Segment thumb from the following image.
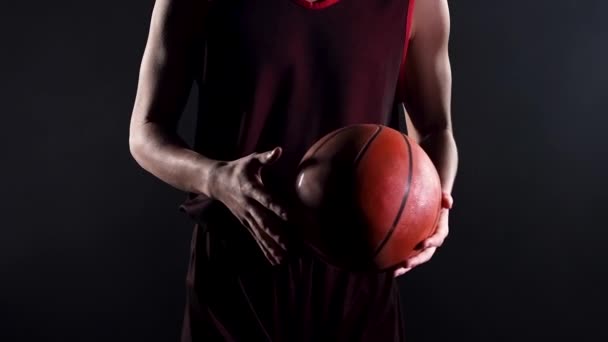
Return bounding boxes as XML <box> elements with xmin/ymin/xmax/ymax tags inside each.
<box><xmin>258</xmin><ymin>147</ymin><xmax>283</xmax><ymax>165</ymax></box>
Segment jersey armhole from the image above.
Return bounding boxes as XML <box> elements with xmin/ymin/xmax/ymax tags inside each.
<box><xmin>394</xmin><ymin>0</ymin><xmax>416</xmax><ymax>104</ymax></box>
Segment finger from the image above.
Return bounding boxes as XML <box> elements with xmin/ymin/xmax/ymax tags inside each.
<box><xmin>394</xmin><ymin>267</ymin><xmax>412</xmax><ymax>278</ymax></box>
<box><xmin>246</xmin><ymin>210</ymin><xmax>287</xmax><ymax>258</ymax></box>
<box><xmin>244</xmin><ymin>217</ymin><xmax>279</xmax><ymax>265</ymax></box>
<box><xmin>247</xmin><ymin>186</ymin><xmax>288</xmax><ymax>221</ymax></box>
<box><xmin>254</xmin><ymin>147</ymin><xmax>283</xmax><ymax>166</ymax></box>
<box><xmin>243</xmin><ymin>216</ymin><xmax>282</xmax><ymax>266</ymax></box>
<box><xmin>422</xmin><ymin>231</ymin><xmax>447</xmax><ymax>249</ymax></box>
<box><xmin>249</xmin><ymin>207</ymin><xmax>288</xmax><ymax>251</ymax></box>
<box><xmin>259</xmin><ymin>231</ymin><xmax>286</xmax><ymax>265</ymax></box>
<box><xmin>421</xmin><ymin>214</ymin><xmax>449</xmax><ymax>249</ymax></box>
<box><xmin>258</xmin><ymin>231</ymin><xmax>287</xmax><ymax>263</ymax></box>
<box><xmin>405</xmin><ymin>247</ymin><xmax>437</xmax><ymax>269</ymax></box>
<box><xmin>422</xmin><ymin>235</ymin><xmax>445</xmax><ymax>249</ymax></box>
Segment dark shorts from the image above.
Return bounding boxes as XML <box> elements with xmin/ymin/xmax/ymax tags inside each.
<box><xmin>181</xmin><ymin>210</ymin><xmax>405</xmax><ymax>342</ymax></box>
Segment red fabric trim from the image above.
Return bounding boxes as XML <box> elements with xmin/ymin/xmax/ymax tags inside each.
<box><xmin>395</xmin><ymin>0</ymin><xmax>416</xmax><ymax>103</ymax></box>
<box><xmin>291</xmin><ymin>0</ymin><xmax>340</xmax><ymax>9</ymax></box>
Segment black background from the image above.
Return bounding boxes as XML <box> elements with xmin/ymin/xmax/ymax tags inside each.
<box><xmin>1</xmin><ymin>1</ymin><xmax>607</xmax><ymax>341</ymax></box>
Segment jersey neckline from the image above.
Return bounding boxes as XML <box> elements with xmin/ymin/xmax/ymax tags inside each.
<box><xmin>291</xmin><ymin>0</ymin><xmax>341</xmax><ymax>10</ymax></box>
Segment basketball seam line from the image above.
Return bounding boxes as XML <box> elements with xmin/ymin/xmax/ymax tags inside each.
<box><xmin>353</xmin><ymin>125</ymin><xmax>383</xmax><ymax>168</ymax></box>
<box><xmin>309</xmin><ymin>126</ymin><xmax>353</xmax><ymax>157</ymax></box>
<box><xmin>371</xmin><ymin>134</ymin><xmax>414</xmax><ymax>261</ymax></box>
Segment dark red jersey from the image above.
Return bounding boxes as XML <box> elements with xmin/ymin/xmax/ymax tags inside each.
<box><xmin>178</xmin><ymin>0</ymin><xmax>415</xmax><ymax>340</ymax></box>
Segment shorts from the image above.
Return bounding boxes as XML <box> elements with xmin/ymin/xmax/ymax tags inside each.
<box><xmin>180</xmin><ymin>203</ymin><xmax>405</xmax><ymax>342</ymax></box>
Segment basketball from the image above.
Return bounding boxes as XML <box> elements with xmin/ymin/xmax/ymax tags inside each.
<box><xmin>294</xmin><ymin>124</ymin><xmax>442</xmax><ymax>271</ymax></box>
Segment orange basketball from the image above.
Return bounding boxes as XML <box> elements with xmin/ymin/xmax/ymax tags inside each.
<box><xmin>294</xmin><ymin>124</ymin><xmax>442</xmax><ymax>271</ymax></box>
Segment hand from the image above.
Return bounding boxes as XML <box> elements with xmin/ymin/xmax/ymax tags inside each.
<box><xmin>394</xmin><ymin>192</ymin><xmax>453</xmax><ymax>277</ymax></box>
<box><xmin>209</xmin><ymin>147</ymin><xmax>289</xmax><ymax>266</ymax></box>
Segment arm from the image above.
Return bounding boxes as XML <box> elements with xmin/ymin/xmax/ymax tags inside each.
<box><xmin>129</xmin><ymin>0</ymin><xmax>289</xmax><ymax>264</ymax></box>
<box><xmin>395</xmin><ymin>0</ymin><xmax>458</xmax><ymax>276</ymax></box>
<box><xmin>403</xmin><ymin>0</ymin><xmax>458</xmax><ymax>195</ymax></box>
<box><xmin>128</xmin><ymin>0</ymin><xmax>216</xmax><ymax>196</ymax></box>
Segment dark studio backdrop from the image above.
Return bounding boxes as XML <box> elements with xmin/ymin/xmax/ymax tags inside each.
<box><xmin>1</xmin><ymin>1</ymin><xmax>607</xmax><ymax>341</ymax></box>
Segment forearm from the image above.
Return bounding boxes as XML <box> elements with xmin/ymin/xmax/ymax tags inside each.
<box><xmin>417</xmin><ymin>128</ymin><xmax>458</xmax><ymax>194</ymax></box>
<box><xmin>129</xmin><ymin>122</ymin><xmax>219</xmax><ymax>197</ymax></box>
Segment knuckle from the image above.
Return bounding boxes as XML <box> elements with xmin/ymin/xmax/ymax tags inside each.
<box><xmin>257</xmin><ymin>223</ymin><xmax>268</xmax><ymax>234</ymax></box>
<box><xmin>233</xmin><ymin>160</ymin><xmax>246</xmax><ymax>173</ymax></box>
<box><xmin>239</xmin><ymin>181</ymin><xmax>253</xmax><ymax>194</ymax></box>
<box><xmin>258</xmin><ymin>194</ymin><xmax>270</xmax><ymax>206</ymax></box>
<box><xmin>269</xmin><ymin>230</ymin><xmax>280</xmax><ymax>241</ymax></box>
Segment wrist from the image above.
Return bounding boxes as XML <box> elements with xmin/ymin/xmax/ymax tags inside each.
<box><xmin>202</xmin><ymin>160</ymin><xmax>228</xmax><ymax>200</ymax></box>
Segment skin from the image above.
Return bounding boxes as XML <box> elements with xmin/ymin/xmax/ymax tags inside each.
<box><xmin>129</xmin><ymin>0</ymin><xmax>458</xmax><ymax>273</ymax></box>
<box><xmin>129</xmin><ymin>0</ymin><xmax>289</xmax><ymax>265</ymax></box>
<box><xmin>394</xmin><ymin>0</ymin><xmax>458</xmax><ymax>277</ymax></box>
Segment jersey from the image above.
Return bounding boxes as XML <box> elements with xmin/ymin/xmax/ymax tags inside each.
<box><xmin>178</xmin><ymin>0</ymin><xmax>416</xmax><ymax>340</ymax></box>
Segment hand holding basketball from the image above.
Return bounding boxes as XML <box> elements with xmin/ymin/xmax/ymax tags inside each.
<box><xmin>394</xmin><ymin>192</ymin><xmax>453</xmax><ymax>277</ymax></box>
<box><xmin>295</xmin><ymin>124</ymin><xmax>444</xmax><ymax>271</ymax></box>
<box><xmin>209</xmin><ymin>147</ymin><xmax>290</xmax><ymax>266</ymax></box>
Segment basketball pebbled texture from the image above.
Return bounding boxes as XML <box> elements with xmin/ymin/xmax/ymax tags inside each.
<box><xmin>294</xmin><ymin>124</ymin><xmax>442</xmax><ymax>271</ymax></box>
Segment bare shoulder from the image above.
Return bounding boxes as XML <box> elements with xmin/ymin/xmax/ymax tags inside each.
<box><xmin>152</xmin><ymin>0</ymin><xmax>208</xmax><ymax>19</ymax></box>
<box><xmin>410</xmin><ymin>0</ymin><xmax>450</xmax><ymax>41</ymax></box>
<box><xmin>130</xmin><ymin>0</ymin><xmax>209</xmax><ymax>128</ymax></box>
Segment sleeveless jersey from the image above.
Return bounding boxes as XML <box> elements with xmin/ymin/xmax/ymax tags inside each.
<box><xmin>178</xmin><ymin>1</ymin><xmax>416</xmax><ymax>340</ymax></box>
<box><xmin>180</xmin><ymin>0</ymin><xmax>415</xmax><ymax>218</ymax></box>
